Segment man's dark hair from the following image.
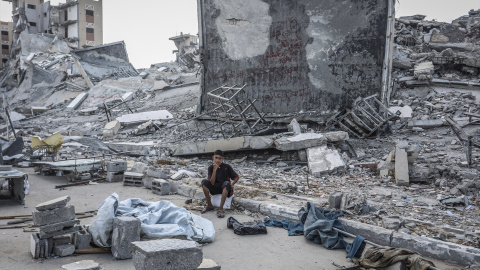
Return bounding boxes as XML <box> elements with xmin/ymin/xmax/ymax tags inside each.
<box><xmin>214</xmin><ymin>150</ymin><xmax>224</xmax><ymax>157</ymax></box>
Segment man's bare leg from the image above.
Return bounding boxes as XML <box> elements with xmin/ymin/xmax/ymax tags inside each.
<box><xmin>202</xmin><ymin>185</ymin><xmax>213</xmax><ymax>210</ymax></box>
<box><xmin>219</xmin><ymin>187</ymin><xmax>228</xmax><ymax>210</ymax></box>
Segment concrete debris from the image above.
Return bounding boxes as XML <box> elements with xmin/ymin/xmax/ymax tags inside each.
<box><xmin>61</xmin><ymin>260</ymin><xmax>102</xmax><ymax>270</ymax></box>
<box><xmin>414</xmin><ymin>61</ymin><xmax>434</xmax><ymax>81</ymax></box>
<box><xmin>112</xmin><ymin>216</ymin><xmax>141</xmax><ymax>259</ymax></box>
<box><xmin>394</xmin><ymin>147</ymin><xmax>409</xmax><ymax>186</ymax></box>
<box><xmin>307</xmin><ymin>146</ymin><xmax>345</xmax><ymax>177</ymax></box>
<box><xmin>35</xmin><ymin>195</ymin><xmax>70</xmax><ymax>211</ymax></box>
<box><xmin>130</xmin><ymin>239</ymin><xmax>203</xmax><ymax>270</ymax></box>
<box><xmin>54</xmin><ymin>244</ymin><xmax>76</xmax><ymax>257</ymax></box>
<box><xmin>74</xmin><ymin>227</ymin><xmax>92</xmax><ymax>250</ymax></box>
<box><xmin>198</xmin><ymin>258</ymin><xmax>221</xmax><ymax>270</ymax></box>
<box><xmin>116</xmin><ymin>110</ymin><xmax>173</xmax><ymax>125</ymax></box>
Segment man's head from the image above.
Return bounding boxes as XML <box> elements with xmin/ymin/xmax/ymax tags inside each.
<box><xmin>212</xmin><ymin>150</ymin><xmax>224</xmax><ymax>165</ymax></box>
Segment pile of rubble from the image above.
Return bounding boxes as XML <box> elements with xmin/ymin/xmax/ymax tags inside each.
<box><xmin>393</xmin><ymin>9</ymin><xmax>480</xmax><ymax>88</ymax></box>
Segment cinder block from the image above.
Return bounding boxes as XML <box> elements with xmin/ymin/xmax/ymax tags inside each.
<box><xmin>130</xmin><ymin>239</ymin><xmax>203</xmax><ymax>270</ymax></box>
<box><xmin>35</xmin><ymin>195</ymin><xmax>70</xmax><ymax>211</ymax></box>
<box><xmin>106</xmin><ymin>160</ymin><xmax>127</xmax><ymax>172</ymax></box>
<box><xmin>124</xmin><ymin>172</ymin><xmax>144</xmax><ymax>187</ymax></box>
<box><xmin>107</xmin><ymin>172</ymin><xmax>125</xmax><ymax>182</ymax></box>
<box><xmin>32</xmin><ymin>205</ymin><xmax>75</xmax><ymax>226</ymax></box>
<box><xmin>329</xmin><ymin>193</ymin><xmax>343</xmax><ymax>209</ymax></box>
<box><xmin>152</xmin><ymin>179</ymin><xmax>170</xmax><ymax>195</ymax></box>
<box><xmin>39</xmin><ymin>219</ymin><xmax>80</xmax><ymax>239</ymax></box>
<box><xmin>53</xmin><ymin>235</ymin><xmax>71</xmax><ymax>245</ymax></box>
<box><xmin>74</xmin><ymin>227</ymin><xmax>92</xmax><ymax>250</ymax></box>
<box><xmin>112</xmin><ymin>217</ymin><xmax>141</xmax><ymax>260</ymax></box>
<box><xmin>54</xmin><ymin>244</ymin><xmax>75</xmax><ymax>257</ymax></box>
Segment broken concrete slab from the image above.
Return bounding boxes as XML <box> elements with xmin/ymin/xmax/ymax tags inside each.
<box><xmin>394</xmin><ymin>147</ymin><xmax>409</xmax><ymax>186</ymax></box>
<box><xmin>275</xmin><ymin>133</ymin><xmax>326</xmax><ymax>151</ymax></box>
<box><xmin>112</xmin><ymin>216</ymin><xmax>141</xmax><ymax>260</ymax></box>
<box><xmin>54</xmin><ymin>244</ymin><xmax>75</xmax><ymax>257</ymax></box>
<box><xmin>174</xmin><ymin>136</ymin><xmax>275</xmax><ymax>156</ymax></box>
<box><xmin>389</xmin><ymin>106</ymin><xmax>413</xmax><ymax>118</ymax></box>
<box><xmin>39</xmin><ymin>219</ymin><xmax>80</xmax><ymax>239</ymax></box>
<box><xmin>32</xmin><ymin>205</ymin><xmax>75</xmax><ymax>226</ymax></box>
<box><xmin>407</xmin><ymin>119</ymin><xmax>446</xmax><ymax>129</ymax></box>
<box><xmin>130</xmin><ymin>239</ymin><xmax>203</xmax><ymax>270</ymax></box>
<box><xmin>103</xmin><ymin>121</ymin><xmax>121</xmax><ymax>138</ymax></box>
<box><xmin>177</xmin><ymin>184</ymin><xmax>197</xmax><ymax>198</ymax></box>
<box><xmin>153</xmin><ymin>80</ymin><xmax>170</xmax><ymax>91</ymax></box>
<box><xmin>35</xmin><ymin>195</ymin><xmax>70</xmax><ymax>211</ymax></box>
<box><xmin>307</xmin><ymin>146</ymin><xmax>345</xmax><ymax>177</ymax></box>
<box><xmin>67</xmin><ymin>92</ymin><xmax>88</xmax><ymax>111</ymax></box>
<box><xmin>116</xmin><ymin>110</ymin><xmax>173</xmax><ymax>125</ymax></box>
<box><xmin>61</xmin><ymin>260</ymin><xmax>102</xmax><ymax>270</ymax></box>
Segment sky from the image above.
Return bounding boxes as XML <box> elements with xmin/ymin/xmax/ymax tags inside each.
<box><xmin>1</xmin><ymin>0</ymin><xmax>479</xmax><ymax>69</ymax></box>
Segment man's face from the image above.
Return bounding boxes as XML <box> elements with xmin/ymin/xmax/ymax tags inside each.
<box><xmin>213</xmin><ymin>154</ymin><xmax>224</xmax><ymax>165</ymax></box>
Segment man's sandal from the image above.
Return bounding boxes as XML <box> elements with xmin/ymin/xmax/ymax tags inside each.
<box><xmin>201</xmin><ymin>206</ymin><xmax>214</xmax><ymax>214</ymax></box>
<box><xmin>217</xmin><ymin>209</ymin><xmax>225</xmax><ymax>218</ymax></box>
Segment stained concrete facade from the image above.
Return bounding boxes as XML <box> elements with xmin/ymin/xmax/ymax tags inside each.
<box><xmin>3</xmin><ymin>0</ymin><xmax>103</xmax><ymax>50</ymax></box>
<box><xmin>0</xmin><ymin>21</ymin><xmax>13</xmax><ymax>69</ymax></box>
<box><xmin>197</xmin><ymin>0</ymin><xmax>394</xmax><ymax>119</ymax></box>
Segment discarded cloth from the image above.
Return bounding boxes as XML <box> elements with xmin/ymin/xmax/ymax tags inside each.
<box><xmin>264</xmin><ymin>218</ymin><xmax>304</xmax><ymax>236</ymax></box>
<box><xmin>358</xmin><ymin>247</ymin><xmax>435</xmax><ymax>270</ymax></box>
<box><xmin>227</xmin><ymin>217</ymin><xmax>267</xmax><ymax>235</ymax></box>
<box><xmin>298</xmin><ymin>202</ymin><xmax>347</xmax><ymax>250</ymax></box>
<box><xmin>298</xmin><ymin>202</ymin><xmax>366</xmax><ymax>257</ymax></box>
<box><xmin>88</xmin><ymin>193</ymin><xmax>215</xmax><ymax>247</ymax></box>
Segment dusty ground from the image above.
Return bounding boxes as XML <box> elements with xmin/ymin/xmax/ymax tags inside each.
<box><xmin>0</xmin><ymin>168</ymin><xmax>461</xmax><ymax>270</ymax></box>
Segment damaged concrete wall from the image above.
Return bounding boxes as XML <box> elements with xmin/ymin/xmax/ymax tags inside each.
<box><xmin>74</xmin><ymin>41</ymin><xmax>130</xmax><ymax>62</ymax></box>
<box><xmin>198</xmin><ymin>0</ymin><xmax>393</xmax><ymax>118</ymax></box>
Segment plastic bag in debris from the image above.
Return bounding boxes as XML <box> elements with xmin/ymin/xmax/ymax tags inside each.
<box><xmin>88</xmin><ymin>193</ymin><xmax>119</xmax><ymax>248</ymax></box>
<box><xmin>227</xmin><ymin>217</ymin><xmax>267</xmax><ymax>236</ymax></box>
<box><xmin>88</xmin><ymin>193</ymin><xmax>215</xmax><ymax>248</ymax></box>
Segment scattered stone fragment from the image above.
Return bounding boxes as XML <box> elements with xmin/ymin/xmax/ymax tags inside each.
<box><xmin>61</xmin><ymin>260</ymin><xmax>102</xmax><ymax>270</ymax></box>
<box><xmin>35</xmin><ymin>195</ymin><xmax>70</xmax><ymax>211</ymax></box>
<box><xmin>32</xmin><ymin>205</ymin><xmax>75</xmax><ymax>226</ymax></box>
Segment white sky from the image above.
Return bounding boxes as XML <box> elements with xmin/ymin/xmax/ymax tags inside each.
<box><xmin>1</xmin><ymin>0</ymin><xmax>479</xmax><ymax>69</ymax></box>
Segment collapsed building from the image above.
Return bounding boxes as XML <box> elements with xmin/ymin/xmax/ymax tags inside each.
<box><xmin>0</xmin><ymin>0</ymin><xmax>479</xmax><ymax>269</ymax></box>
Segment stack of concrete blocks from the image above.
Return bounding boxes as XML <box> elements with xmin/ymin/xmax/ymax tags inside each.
<box><xmin>106</xmin><ymin>160</ymin><xmax>127</xmax><ymax>182</ymax></box>
<box><xmin>130</xmin><ymin>239</ymin><xmax>203</xmax><ymax>270</ymax></box>
<box><xmin>31</xmin><ymin>196</ymin><xmax>81</xmax><ymax>258</ymax></box>
<box><xmin>143</xmin><ymin>167</ymin><xmax>171</xmax><ymax>189</ymax></box>
<box><xmin>124</xmin><ymin>172</ymin><xmax>144</xmax><ymax>187</ymax></box>
<box><xmin>112</xmin><ymin>216</ymin><xmax>141</xmax><ymax>259</ymax></box>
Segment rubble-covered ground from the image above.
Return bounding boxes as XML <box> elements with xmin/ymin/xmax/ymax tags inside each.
<box><xmin>0</xmin><ymin>9</ymin><xmax>479</xmax><ymax>266</ymax></box>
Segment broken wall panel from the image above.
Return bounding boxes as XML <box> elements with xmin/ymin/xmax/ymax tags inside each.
<box><xmin>198</xmin><ymin>0</ymin><xmax>393</xmax><ymax>119</ymax></box>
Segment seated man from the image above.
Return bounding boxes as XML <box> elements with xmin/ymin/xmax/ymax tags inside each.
<box><xmin>201</xmin><ymin>150</ymin><xmax>239</xmax><ymax>218</ymax></box>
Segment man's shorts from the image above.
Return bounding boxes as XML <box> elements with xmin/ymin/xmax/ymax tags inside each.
<box><xmin>202</xmin><ymin>179</ymin><xmax>232</xmax><ymax>197</ymax></box>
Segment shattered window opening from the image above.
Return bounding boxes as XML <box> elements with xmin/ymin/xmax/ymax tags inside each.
<box><xmin>1</xmin><ymin>31</ymin><xmax>8</xmax><ymax>36</ymax></box>
<box><xmin>27</xmin><ymin>4</ymin><xmax>36</xmax><ymax>9</ymax></box>
<box><xmin>29</xmin><ymin>22</ymin><xmax>37</xmax><ymax>27</ymax></box>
